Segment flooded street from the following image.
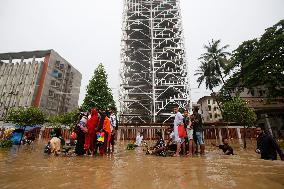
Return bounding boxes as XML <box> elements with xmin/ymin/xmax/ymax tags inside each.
<box><xmin>0</xmin><ymin>141</ymin><xmax>284</xmax><ymax>189</ymax></box>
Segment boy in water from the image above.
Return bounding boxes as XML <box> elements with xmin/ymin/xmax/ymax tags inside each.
<box><xmin>212</xmin><ymin>138</ymin><xmax>234</xmax><ymax>155</ymax></box>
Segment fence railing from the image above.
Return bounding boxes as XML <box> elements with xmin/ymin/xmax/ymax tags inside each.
<box><xmin>38</xmin><ymin>125</ymin><xmax>256</xmax><ymax>143</ymax></box>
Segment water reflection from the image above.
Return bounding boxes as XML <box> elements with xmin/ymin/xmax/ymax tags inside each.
<box><xmin>0</xmin><ymin>141</ymin><xmax>283</xmax><ymax>189</ymax></box>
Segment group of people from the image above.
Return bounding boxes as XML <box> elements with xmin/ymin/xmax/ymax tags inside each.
<box><xmin>44</xmin><ymin>105</ymin><xmax>284</xmax><ymax>161</ymax></box>
<box><xmin>74</xmin><ymin>106</ymin><xmax>118</xmax><ymax>156</ymax></box>
<box><xmin>45</xmin><ymin>106</ymin><xmax>118</xmax><ymax>156</ymax></box>
<box><xmin>172</xmin><ymin>106</ymin><xmax>206</xmax><ymax>156</ymax></box>
<box><xmin>144</xmin><ymin>106</ymin><xmax>232</xmax><ymax>157</ymax></box>
<box><xmin>145</xmin><ymin>106</ymin><xmax>284</xmax><ymax>160</ymax></box>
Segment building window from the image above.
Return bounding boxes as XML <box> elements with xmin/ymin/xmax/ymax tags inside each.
<box><xmin>209</xmin><ymin>113</ymin><xmax>212</xmax><ymax>119</ymax></box>
<box><xmin>208</xmin><ymin>99</ymin><xmax>211</xmax><ymax>104</ymax></box>
<box><xmin>214</xmin><ymin>107</ymin><xmax>217</xmax><ymax>111</ymax></box>
<box><xmin>50</xmin><ymin>80</ymin><xmax>55</xmax><ymax>86</ymax></box>
<box><xmin>213</xmin><ymin>100</ymin><xmax>216</xmax><ymax>104</ymax></box>
<box><xmin>59</xmin><ymin>63</ymin><xmax>64</xmax><ymax>70</ymax></box>
<box><xmin>48</xmin><ymin>90</ymin><xmax>54</xmax><ymax>97</ymax></box>
<box><xmin>208</xmin><ymin>105</ymin><xmax>211</xmax><ymax>111</ymax></box>
<box><xmin>215</xmin><ymin>113</ymin><xmax>218</xmax><ymax>118</ymax></box>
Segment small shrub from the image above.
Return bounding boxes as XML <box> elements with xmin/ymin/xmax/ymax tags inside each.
<box><xmin>126</xmin><ymin>143</ymin><xmax>135</xmax><ymax>150</ymax></box>
<box><xmin>0</xmin><ymin>140</ymin><xmax>13</xmax><ymax>148</ymax></box>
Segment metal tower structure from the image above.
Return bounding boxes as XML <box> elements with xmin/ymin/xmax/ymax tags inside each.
<box><xmin>119</xmin><ymin>0</ymin><xmax>190</xmax><ymax>123</ymax></box>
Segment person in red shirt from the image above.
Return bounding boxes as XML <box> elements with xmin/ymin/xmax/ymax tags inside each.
<box><xmin>84</xmin><ymin>108</ymin><xmax>99</xmax><ymax>156</ymax></box>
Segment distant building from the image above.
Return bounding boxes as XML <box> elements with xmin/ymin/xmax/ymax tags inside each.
<box><xmin>232</xmin><ymin>87</ymin><xmax>284</xmax><ymax>137</ymax></box>
<box><xmin>197</xmin><ymin>96</ymin><xmax>222</xmax><ymax>122</ymax></box>
<box><xmin>0</xmin><ymin>50</ymin><xmax>82</xmax><ymax>119</ymax></box>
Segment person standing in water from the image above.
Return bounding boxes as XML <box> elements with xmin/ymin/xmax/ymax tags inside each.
<box><xmin>173</xmin><ymin>106</ymin><xmax>184</xmax><ymax>157</ymax></box>
<box><xmin>183</xmin><ymin>110</ymin><xmax>194</xmax><ymax>156</ymax></box>
<box><xmin>192</xmin><ymin>107</ymin><xmax>205</xmax><ymax>155</ymax></box>
<box><xmin>109</xmin><ymin>106</ymin><xmax>118</xmax><ymax>152</ymax></box>
<box><xmin>256</xmin><ymin>126</ymin><xmax>284</xmax><ymax>160</ymax></box>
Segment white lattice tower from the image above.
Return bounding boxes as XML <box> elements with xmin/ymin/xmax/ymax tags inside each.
<box><xmin>119</xmin><ymin>0</ymin><xmax>190</xmax><ymax>123</ymax></box>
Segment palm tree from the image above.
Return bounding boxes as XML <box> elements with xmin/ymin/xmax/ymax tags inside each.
<box><xmin>195</xmin><ymin>61</ymin><xmax>222</xmax><ymax>92</ymax></box>
<box><xmin>195</xmin><ymin>39</ymin><xmax>231</xmax><ymax>113</ymax></box>
<box><xmin>195</xmin><ymin>61</ymin><xmax>224</xmax><ymax>113</ymax></box>
<box><xmin>198</xmin><ymin>39</ymin><xmax>231</xmax><ymax>84</ymax></box>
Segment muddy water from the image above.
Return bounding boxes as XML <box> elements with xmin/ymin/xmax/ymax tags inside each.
<box><xmin>0</xmin><ymin>141</ymin><xmax>284</xmax><ymax>189</ymax></box>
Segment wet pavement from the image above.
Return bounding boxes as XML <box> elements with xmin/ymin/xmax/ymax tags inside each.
<box><xmin>0</xmin><ymin>140</ymin><xmax>284</xmax><ymax>189</ymax></box>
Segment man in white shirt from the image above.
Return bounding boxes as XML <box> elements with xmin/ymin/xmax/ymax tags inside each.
<box><xmin>173</xmin><ymin>106</ymin><xmax>184</xmax><ymax>156</ymax></box>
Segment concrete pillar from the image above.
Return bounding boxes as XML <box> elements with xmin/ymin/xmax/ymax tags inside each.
<box><xmin>236</xmin><ymin>128</ymin><xmax>241</xmax><ymax>139</ymax></box>
<box><xmin>237</xmin><ymin>127</ymin><xmax>243</xmax><ymax>146</ymax></box>
<box><xmin>218</xmin><ymin>129</ymin><xmax>222</xmax><ymax>143</ymax></box>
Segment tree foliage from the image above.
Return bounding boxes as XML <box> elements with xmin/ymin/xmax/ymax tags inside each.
<box><xmin>6</xmin><ymin>107</ymin><xmax>46</xmax><ymax>126</ymax></box>
<box><xmin>222</xmin><ymin>97</ymin><xmax>257</xmax><ymax>148</ymax></box>
<box><xmin>225</xmin><ymin>20</ymin><xmax>284</xmax><ymax>98</ymax></box>
<box><xmin>48</xmin><ymin>109</ymin><xmax>79</xmax><ymax>128</ymax></box>
<box><xmin>222</xmin><ymin>97</ymin><xmax>257</xmax><ymax>127</ymax></box>
<box><xmin>195</xmin><ymin>39</ymin><xmax>231</xmax><ymax>112</ymax></box>
<box><xmin>198</xmin><ymin>39</ymin><xmax>231</xmax><ymax>84</ymax></box>
<box><xmin>81</xmin><ymin>63</ymin><xmax>115</xmax><ymax>111</ymax></box>
<box><xmin>195</xmin><ymin>61</ymin><xmax>222</xmax><ymax>92</ymax></box>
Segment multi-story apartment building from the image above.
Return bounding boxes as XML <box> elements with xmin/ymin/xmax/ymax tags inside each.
<box><xmin>0</xmin><ymin>50</ymin><xmax>82</xmax><ymax>119</ymax></box>
<box><xmin>197</xmin><ymin>96</ymin><xmax>222</xmax><ymax>122</ymax></box>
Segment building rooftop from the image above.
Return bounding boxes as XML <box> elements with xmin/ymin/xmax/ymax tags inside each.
<box><xmin>0</xmin><ymin>50</ymin><xmax>52</xmax><ymax>60</ymax></box>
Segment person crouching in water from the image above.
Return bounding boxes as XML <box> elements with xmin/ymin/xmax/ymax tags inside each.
<box><xmin>212</xmin><ymin>138</ymin><xmax>234</xmax><ymax>155</ymax></box>
<box><xmin>49</xmin><ymin>128</ymin><xmax>65</xmax><ymax>156</ymax></box>
<box><xmin>146</xmin><ymin>131</ymin><xmax>166</xmax><ymax>156</ymax></box>
<box><xmin>134</xmin><ymin>132</ymin><xmax>144</xmax><ymax>147</ymax></box>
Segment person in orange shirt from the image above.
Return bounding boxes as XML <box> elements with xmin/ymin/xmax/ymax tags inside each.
<box><xmin>103</xmin><ymin>113</ymin><xmax>111</xmax><ymax>153</ymax></box>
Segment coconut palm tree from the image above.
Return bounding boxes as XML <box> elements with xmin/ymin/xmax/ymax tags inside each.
<box><xmin>195</xmin><ymin>39</ymin><xmax>231</xmax><ymax>113</ymax></box>
<box><xmin>195</xmin><ymin>61</ymin><xmax>222</xmax><ymax>92</ymax></box>
<box><xmin>198</xmin><ymin>39</ymin><xmax>231</xmax><ymax>84</ymax></box>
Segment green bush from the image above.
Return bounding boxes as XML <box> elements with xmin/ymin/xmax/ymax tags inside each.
<box><xmin>0</xmin><ymin>140</ymin><xmax>13</xmax><ymax>148</ymax></box>
<box><xmin>126</xmin><ymin>143</ymin><xmax>135</xmax><ymax>150</ymax></box>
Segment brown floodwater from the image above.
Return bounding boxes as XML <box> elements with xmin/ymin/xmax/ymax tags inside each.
<box><xmin>0</xmin><ymin>140</ymin><xmax>284</xmax><ymax>189</ymax></box>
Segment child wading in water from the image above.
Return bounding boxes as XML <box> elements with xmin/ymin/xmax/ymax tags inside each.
<box><xmin>212</xmin><ymin>138</ymin><xmax>234</xmax><ymax>155</ymax></box>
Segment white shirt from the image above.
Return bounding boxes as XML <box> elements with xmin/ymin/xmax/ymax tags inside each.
<box><xmin>135</xmin><ymin>135</ymin><xmax>143</xmax><ymax>146</ymax></box>
<box><xmin>173</xmin><ymin>111</ymin><xmax>184</xmax><ymax>142</ymax></box>
<box><xmin>110</xmin><ymin>114</ymin><xmax>117</xmax><ymax>132</ymax></box>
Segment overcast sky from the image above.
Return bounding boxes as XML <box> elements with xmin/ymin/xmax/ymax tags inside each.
<box><xmin>0</xmin><ymin>0</ymin><xmax>283</xmax><ymax>105</ymax></box>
